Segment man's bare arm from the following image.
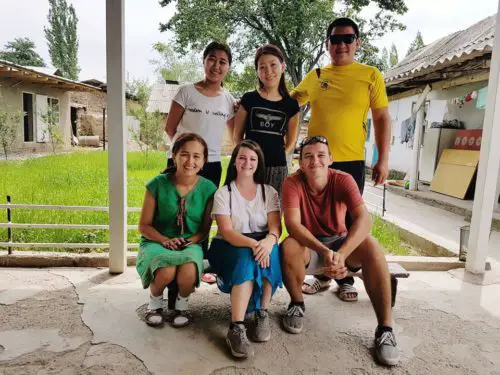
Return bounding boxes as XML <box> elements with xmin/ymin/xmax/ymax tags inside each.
<box><xmin>284</xmin><ymin>207</ymin><xmax>330</xmax><ymax>255</ymax></box>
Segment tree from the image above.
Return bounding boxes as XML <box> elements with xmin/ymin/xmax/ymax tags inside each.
<box><xmin>0</xmin><ymin>38</ymin><xmax>46</xmax><ymax>67</ymax></box>
<box><xmin>406</xmin><ymin>31</ymin><xmax>425</xmax><ymax>57</ymax></box>
<box><xmin>357</xmin><ymin>43</ymin><xmax>388</xmax><ymax>72</ymax></box>
<box><xmin>224</xmin><ymin>64</ymin><xmax>258</xmax><ymax>98</ymax></box>
<box><xmin>0</xmin><ymin>107</ymin><xmax>22</xmax><ymax>160</ymax></box>
<box><xmin>159</xmin><ymin>0</ymin><xmax>408</xmax><ymax>86</ymax></box>
<box><xmin>40</xmin><ymin>103</ymin><xmax>64</xmax><ymax>154</ymax></box>
<box><xmin>44</xmin><ymin>0</ymin><xmax>80</xmax><ymax>80</ymax></box>
<box><xmin>126</xmin><ymin>78</ymin><xmax>152</xmax><ymax>108</ymax></box>
<box><xmin>380</xmin><ymin>47</ymin><xmax>389</xmax><ymax>72</ymax></box>
<box><xmin>150</xmin><ymin>42</ymin><xmax>203</xmax><ymax>83</ymax></box>
<box><xmin>129</xmin><ymin>107</ymin><xmax>165</xmax><ymax>159</ymax></box>
<box><xmin>389</xmin><ymin>43</ymin><xmax>399</xmax><ymax>67</ymax></box>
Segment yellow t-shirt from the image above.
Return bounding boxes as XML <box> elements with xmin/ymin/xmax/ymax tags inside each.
<box><xmin>292</xmin><ymin>62</ymin><xmax>388</xmax><ymax>162</ymax></box>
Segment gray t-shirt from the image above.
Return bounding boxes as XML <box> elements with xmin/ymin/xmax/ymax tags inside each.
<box><xmin>169</xmin><ymin>83</ymin><xmax>235</xmax><ymax>162</ymax></box>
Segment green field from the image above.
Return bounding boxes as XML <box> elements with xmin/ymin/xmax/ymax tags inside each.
<box><xmin>0</xmin><ymin>150</ymin><xmax>412</xmax><ymax>255</ymax></box>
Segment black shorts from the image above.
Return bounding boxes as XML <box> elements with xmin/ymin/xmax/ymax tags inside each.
<box><xmin>329</xmin><ymin>160</ymin><xmax>365</xmax><ymax>229</ymax></box>
<box><xmin>329</xmin><ymin>160</ymin><xmax>365</xmax><ymax>194</ymax></box>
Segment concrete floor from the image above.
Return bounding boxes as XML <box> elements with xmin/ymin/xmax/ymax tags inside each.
<box><xmin>364</xmin><ymin>185</ymin><xmax>500</xmax><ymax>262</ymax></box>
<box><xmin>1</xmin><ymin>267</ymin><xmax>500</xmax><ymax>375</ymax></box>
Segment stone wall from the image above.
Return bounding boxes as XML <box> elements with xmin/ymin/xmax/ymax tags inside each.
<box><xmin>70</xmin><ymin>91</ymin><xmax>140</xmax><ymax>140</ymax></box>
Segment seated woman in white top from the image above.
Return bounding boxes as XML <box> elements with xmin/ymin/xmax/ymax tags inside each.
<box><xmin>208</xmin><ymin>140</ymin><xmax>282</xmax><ymax>359</ymax></box>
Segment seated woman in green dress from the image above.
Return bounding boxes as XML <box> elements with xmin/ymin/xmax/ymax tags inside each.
<box><xmin>136</xmin><ymin>132</ymin><xmax>217</xmax><ymax>328</ymax></box>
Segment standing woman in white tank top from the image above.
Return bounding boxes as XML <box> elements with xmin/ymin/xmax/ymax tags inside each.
<box><xmin>165</xmin><ymin>41</ymin><xmax>236</xmax><ymax>188</ymax></box>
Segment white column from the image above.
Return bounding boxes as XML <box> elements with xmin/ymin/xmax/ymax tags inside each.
<box><xmin>409</xmin><ymin>85</ymin><xmax>432</xmax><ymax>191</ymax></box>
<box><xmin>106</xmin><ymin>0</ymin><xmax>127</xmax><ymax>273</ymax></box>
<box><xmin>466</xmin><ymin>3</ymin><xmax>500</xmax><ymax>274</ymax></box>
<box><xmin>409</xmin><ymin>107</ymin><xmax>425</xmax><ymax>191</ymax></box>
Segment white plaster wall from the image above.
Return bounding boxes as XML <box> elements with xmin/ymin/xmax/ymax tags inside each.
<box><xmin>366</xmin><ymin>95</ymin><xmax>416</xmax><ymax>172</ymax></box>
<box><xmin>0</xmin><ymin>79</ymin><xmax>72</xmax><ymax>152</ymax></box>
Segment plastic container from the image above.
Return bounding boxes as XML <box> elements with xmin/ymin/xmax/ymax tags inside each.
<box><xmin>459</xmin><ymin>225</ymin><xmax>469</xmax><ymax>262</ymax></box>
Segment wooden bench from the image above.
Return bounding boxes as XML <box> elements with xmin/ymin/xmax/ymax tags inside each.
<box><xmin>348</xmin><ymin>263</ymin><xmax>409</xmax><ymax>307</ymax></box>
<box><xmin>168</xmin><ymin>262</ymin><xmax>409</xmax><ymax>309</ymax></box>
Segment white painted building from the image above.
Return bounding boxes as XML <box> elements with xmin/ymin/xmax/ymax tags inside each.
<box><xmin>365</xmin><ymin>14</ymin><xmax>500</xmax><ymax>197</ymax></box>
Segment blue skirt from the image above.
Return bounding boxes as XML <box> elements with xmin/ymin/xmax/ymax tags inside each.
<box><xmin>208</xmin><ymin>238</ymin><xmax>282</xmax><ymax>313</ymax></box>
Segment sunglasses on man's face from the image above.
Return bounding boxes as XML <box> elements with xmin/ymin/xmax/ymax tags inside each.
<box><xmin>300</xmin><ymin>135</ymin><xmax>328</xmax><ymax>149</ymax></box>
<box><xmin>329</xmin><ymin>34</ymin><xmax>358</xmax><ymax>45</ymax></box>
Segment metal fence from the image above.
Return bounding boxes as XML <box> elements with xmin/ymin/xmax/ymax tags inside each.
<box><xmin>0</xmin><ymin>195</ymin><xmax>141</xmax><ymax>254</ymax></box>
<box><xmin>363</xmin><ymin>183</ymin><xmax>387</xmax><ymax>217</ymax></box>
<box><xmin>1</xmin><ymin>186</ymin><xmax>386</xmax><ymax>254</ymax></box>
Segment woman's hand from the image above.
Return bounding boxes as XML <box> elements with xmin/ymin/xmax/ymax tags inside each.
<box><xmin>253</xmin><ymin>236</ymin><xmax>275</xmax><ymax>268</ymax></box>
<box><xmin>162</xmin><ymin>237</ymin><xmax>184</xmax><ymax>250</ymax></box>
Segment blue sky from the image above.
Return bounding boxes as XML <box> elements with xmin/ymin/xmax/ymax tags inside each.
<box><xmin>0</xmin><ymin>0</ymin><xmax>498</xmax><ymax>82</ymax></box>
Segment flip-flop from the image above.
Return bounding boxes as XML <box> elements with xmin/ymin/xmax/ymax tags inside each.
<box><xmin>337</xmin><ymin>284</ymin><xmax>358</xmax><ymax>302</ymax></box>
<box><xmin>302</xmin><ymin>277</ymin><xmax>331</xmax><ymax>295</ymax></box>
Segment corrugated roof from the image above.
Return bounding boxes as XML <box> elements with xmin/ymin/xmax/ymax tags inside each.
<box><xmin>0</xmin><ymin>59</ymin><xmax>100</xmax><ymax>92</ymax></box>
<box><xmin>385</xmin><ymin>14</ymin><xmax>495</xmax><ymax>85</ymax></box>
<box><xmin>23</xmin><ymin>66</ymin><xmax>62</xmax><ymax>76</ymax></box>
<box><xmin>146</xmin><ymin>82</ymin><xmax>180</xmax><ymax>113</ymax></box>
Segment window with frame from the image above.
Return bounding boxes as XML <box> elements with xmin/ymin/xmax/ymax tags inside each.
<box><xmin>47</xmin><ymin>97</ymin><xmax>60</xmax><ymax>123</ymax></box>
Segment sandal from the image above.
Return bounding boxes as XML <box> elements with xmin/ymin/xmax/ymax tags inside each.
<box><xmin>145</xmin><ymin>308</ymin><xmax>164</xmax><ymax>327</ymax></box>
<box><xmin>302</xmin><ymin>277</ymin><xmax>331</xmax><ymax>295</ymax></box>
<box><xmin>171</xmin><ymin>310</ymin><xmax>191</xmax><ymax>328</ymax></box>
<box><xmin>337</xmin><ymin>284</ymin><xmax>358</xmax><ymax>302</ymax></box>
<box><xmin>201</xmin><ymin>273</ymin><xmax>217</xmax><ymax>284</ymax></box>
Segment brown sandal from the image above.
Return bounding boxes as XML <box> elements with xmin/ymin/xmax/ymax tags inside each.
<box><xmin>145</xmin><ymin>308</ymin><xmax>164</xmax><ymax>327</ymax></box>
<box><xmin>171</xmin><ymin>310</ymin><xmax>191</xmax><ymax>328</ymax></box>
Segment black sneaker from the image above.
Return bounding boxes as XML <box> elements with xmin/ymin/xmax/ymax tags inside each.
<box><xmin>282</xmin><ymin>304</ymin><xmax>304</xmax><ymax>334</ymax></box>
<box><xmin>226</xmin><ymin>323</ymin><xmax>254</xmax><ymax>358</ymax></box>
<box><xmin>252</xmin><ymin>309</ymin><xmax>271</xmax><ymax>342</ymax></box>
<box><xmin>374</xmin><ymin>329</ymin><xmax>400</xmax><ymax>366</ymax></box>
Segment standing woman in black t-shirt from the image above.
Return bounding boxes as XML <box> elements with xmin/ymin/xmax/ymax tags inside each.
<box><xmin>233</xmin><ymin>44</ymin><xmax>300</xmax><ymax>195</ymax></box>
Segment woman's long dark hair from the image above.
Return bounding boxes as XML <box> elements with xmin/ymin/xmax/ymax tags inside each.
<box><xmin>224</xmin><ymin>140</ymin><xmax>266</xmax><ymax>186</ymax></box>
<box><xmin>254</xmin><ymin>44</ymin><xmax>290</xmax><ymax>99</ymax></box>
<box><xmin>164</xmin><ymin>132</ymin><xmax>208</xmax><ymax>174</ymax></box>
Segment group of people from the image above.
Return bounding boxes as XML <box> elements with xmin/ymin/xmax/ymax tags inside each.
<box><xmin>135</xmin><ymin>17</ymin><xmax>398</xmax><ymax>367</ymax></box>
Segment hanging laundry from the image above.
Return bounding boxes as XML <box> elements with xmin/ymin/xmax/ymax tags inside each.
<box><xmin>476</xmin><ymin>87</ymin><xmax>488</xmax><ymax>110</ymax></box>
<box><xmin>453</xmin><ymin>96</ymin><xmax>466</xmax><ymax>108</ymax></box>
<box><xmin>400</xmin><ymin>114</ymin><xmax>417</xmax><ymax>144</ymax></box>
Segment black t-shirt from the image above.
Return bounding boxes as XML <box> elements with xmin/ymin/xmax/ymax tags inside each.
<box><xmin>241</xmin><ymin>90</ymin><xmax>300</xmax><ymax>167</ymax></box>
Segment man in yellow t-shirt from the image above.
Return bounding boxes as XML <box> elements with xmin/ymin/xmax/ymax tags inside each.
<box><xmin>291</xmin><ymin>17</ymin><xmax>392</xmax><ymax>302</ymax></box>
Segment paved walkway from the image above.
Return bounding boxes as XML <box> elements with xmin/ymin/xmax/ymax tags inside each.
<box><xmin>1</xmin><ymin>267</ymin><xmax>500</xmax><ymax>375</ymax></box>
<box><xmin>1</xmin><ymin>182</ymin><xmax>499</xmax><ymax>374</ymax></box>
<box><xmin>364</xmin><ymin>185</ymin><xmax>500</xmax><ymax>262</ymax></box>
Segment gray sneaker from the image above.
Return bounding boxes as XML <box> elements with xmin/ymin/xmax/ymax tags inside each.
<box><xmin>374</xmin><ymin>330</ymin><xmax>400</xmax><ymax>366</ymax></box>
<box><xmin>282</xmin><ymin>304</ymin><xmax>304</xmax><ymax>334</ymax></box>
<box><xmin>226</xmin><ymin>323</ymin><xmax>254</xmax><ymax>358</ymax></box>
<box><xmin>252</xmin><ymin>309</ymin><xmax>271</xmax><ymax>342</ymax></box>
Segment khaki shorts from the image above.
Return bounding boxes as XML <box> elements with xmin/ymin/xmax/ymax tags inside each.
<box><xmin>305</xmin><ymin>236</ymin><xmax>361</xmax><ymax>275</ymax></box>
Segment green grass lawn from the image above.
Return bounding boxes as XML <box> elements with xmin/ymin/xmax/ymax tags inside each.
<box><xmin>0</xmin><ymin>150</ymin><xmax>166</xmax><ymax>246</ymax></box>
<box><xmin>0</xmin><ymin>150</ymin><xmax>413</xmax><ymax>255</ymax></box>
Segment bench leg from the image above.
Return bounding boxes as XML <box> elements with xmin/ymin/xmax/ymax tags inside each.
<box><xmin>391</xmin><ymin>276</ymin><xmax>398</xmax><ymax>307</ymax></box>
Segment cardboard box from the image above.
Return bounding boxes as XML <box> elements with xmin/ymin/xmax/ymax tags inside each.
<box><xmin>430</xmin><ymin>149</ymin><xmax>480</xmax><ymax>199</ymax></box>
